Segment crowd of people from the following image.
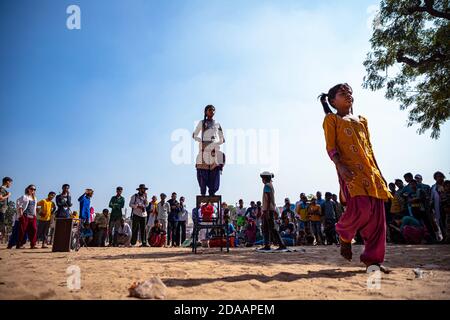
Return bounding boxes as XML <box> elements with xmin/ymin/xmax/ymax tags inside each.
<box><xmin>0</xmin><ymin>170</ymin><xmax>448</xmax><ymax>251</ymax></box>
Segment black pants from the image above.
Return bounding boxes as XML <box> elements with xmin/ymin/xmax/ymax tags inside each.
<box><xmin>167</xmin><ymin>221</ymin><xmax>178</xmax><ymax>246</ymax></box>
<box><xmin>262</xmin><ymin>211</ymin><xmax>284</xmax><ymax>247</ymax></box>
<box><xmin>131</xmin><ymin>215</ymin><xmax>147</xmax><ymax>245</ymax></box>
<box><xmin>176</xmin><ymin>221</ymin><xmax>186</xmax><ymax>246</ymax></box>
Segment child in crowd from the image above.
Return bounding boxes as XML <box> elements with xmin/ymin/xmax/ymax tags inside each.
<box><xmin>320</xmin><ymin>83</ymin><xmax>392</xmax><ymax>273</ymax></box>
<box><xmin>80</xmin><ymin>222</ymin><xmax>93</xmax><ymax>247</ymax></box>
<box><xmin>201</xmin><ymin>202</ymin><xmax>214</xmax><ymax>222</ymax></box>
<box><xmin>149</xmin><ymin>219</ymin><xmax>166</xmax><ymax>247</ymax></box>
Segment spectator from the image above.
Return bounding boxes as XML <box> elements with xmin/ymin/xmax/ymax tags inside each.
<box><xmin>295</xmin><ymin>193</ymin><xmax>309</xmax><ymax>243</ymax></box>
<box><xmin>167</xmin><ymin>192</ymin><xmax>180</xmax><ymax>247</ymax></box>
<box><xmin>331</xmin><ymin>194</ymin><xmax>344</xmax><ymax>222</ymax></box>
<box><xmin>0</xmin><ymin>177</ymin><xmax>13</xmax><ymax>242</ymax></box>
<box><xmin>177</xmin><ymin>196</ymin><xmax>188</xmax><ymax>246</ymax></box>
<box><xmin>255</xmin><ymin>201</ymin><xmax>263</xmax><ymax>232</ymax></box>
<box><xmin>245</xmin><ymin>201</ymin><xmax>257</xmax><ymax>220</ymax></box>
<box><xmin>244</xmin><ymin>218</ymin><xmax>257</xmax><ymax>246</ymax></box>
<box><xmin>80</xmin><ymin>222</ymin><xmax>93</xmax><ymax>247</ymax></box>
<box><xmin>16</xmin><ymin>185</ymin><xmax>38</xmax><ymax>249</ymax></box>
<box><xmin>440</xmin><ymin>180</ymin><xmax>450</xmax><ymax>243</ymax></box>
<box><xmin>322</xmin><ymin>192</ymin><xmax>338</xmax><ymax>245</ymax></box>
<box><xmin>157</xmin><ymin>193</ymin><xmax>170</xmax><ymax>234</ymax></box>
<box><xmin>201</xmin><ymin>202</ymin><xmax>214</xmax><ymax>222</ymax></box>
<box><xmin>130</xmin><ymin>184</ymin><xmax>149</xmax><ymax>247</ymax></box>
<box><xmin>415</xmin><ymin>174</ymin><xmax>431</xmax><ymax>196</ymax></box>
<box><xmin>149</xmin><ymin>219</ymin><xmax>166</xmax><ymax>247</ymax></box>
<box><xmin>389</xmin><ymin>215</ymin><xmax>425</xmax><ymax>244</ymax></box>
<box><xmin>279</xmin><ymin>216</ymin><xmax>296</xmax><ymax>246</ymax></box>
<box><xmin>94</xmin><ymin>209</ymin><xmax>109</xmax><ymax>247</ymax></box>
<box><xmin>108</xmin><ymin>187</ymin><xmax>125</xmax><ymax>246</ymax></box>
<box><xmin>282</xmin><ymin>198</ymin><xmax>295</xmax><ymax>222</ymax></box>
<box><xmin>146</xmin><ymin>195</ymin><xmax>158</xmax><ymax>239</ymax></box>
<box><xmin>316</xmin><ymin>191</ymin><xmax>325</xmax><ymax>207</ymax></box>
<box><xmin>235</xmin><ymin>199</ymin><xmax>246</xmax><ymax>231</ymax></box>
<box><xmin>36</xmin><ymin>191</ymin><xmax>56</xmax><ymax>248</ymax></box>
<box><xmin>308</xmin><ymin>198</ymin><xmax>323</xmax><ymax>245</ymax></box>
<box><xmin>431</xmin><ymin>171</ymin><xmax>445</xmax><ymax>242</ymax></box>
<box><xmin>55</xmin><ymin>184</ymin><xmax>72</xmax><ymax>218</ymax></box>
<box><xmin>113</xmin><ymin>217</ymin><xmax>132</xmax><ymax>247</ymax></box>
<box><xmin>78</xmin><ymin>189</ymin><xmax>94</xmax><ymax>224</ymax></box>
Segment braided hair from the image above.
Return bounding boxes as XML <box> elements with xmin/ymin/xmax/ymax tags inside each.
<box><xmin>318</xmin><ymin>83</ymin><xmax>353</xmax><ymax>114</ymax></box>
<box><xmin>203</xmin><ymin>104</ymin><xmax>215</xmax><ymax>130</ymax></box>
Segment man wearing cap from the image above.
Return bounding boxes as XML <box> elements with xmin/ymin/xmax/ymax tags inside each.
<box><xmin>78</xmin><ymin>189</ymin><xmax>94</xmax><ymax>224</ymax></box>
<box><xmin>108</xmin><ymin>187</ymin><xmax>125</xmax><ymax>246</ymax></box>
<box><xmin>130</xmin><ymin>184</ymin><xmax>149</xmax><ymax>247</ymax></box>
<box><xmin>258</xmin><ymin>172</ymin><xmax>287</xmax><ymax>252</ymax></box>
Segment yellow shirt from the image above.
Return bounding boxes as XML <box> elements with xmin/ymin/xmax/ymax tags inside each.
<box><xmin>37</xmin><ymin>199</ymin><xmax>55</xmax><ymax>222</ymax></box>
<box><xmin>390</xmin><ymin>194</ymin><xmax>404</xmax><ymax>214</ymax></box>
<box><xmin>308</xmin><ymin>204</ymin><xmax>322</xmax><ymax>222</ymax></box>
<box><xmin>323</xmin><ymin>114</ymin><xmax>392</xmax><ymax>201</ymax></box>
<box><xmin>296</xmin><ymin>205</ymin><xmax>309</xmax><ymax>221</ymax></box>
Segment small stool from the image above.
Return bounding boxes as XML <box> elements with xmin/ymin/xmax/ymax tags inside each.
<box><xmin>192</xmin><ymin>195</ymin><xmax>230</xmax><ymax>254</ymax></box>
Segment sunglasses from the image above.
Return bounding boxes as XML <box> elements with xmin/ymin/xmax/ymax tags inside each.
<box><xmin>30</xmin><ymin>188</ymin><xmax>36</xmax><ymax>191</ymax></box>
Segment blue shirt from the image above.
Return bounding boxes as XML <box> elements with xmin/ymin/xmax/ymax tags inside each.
<box><xmin>78</xmin><ymin>194</ymin><xmax>91</xmax><ymax>222</ymax></box>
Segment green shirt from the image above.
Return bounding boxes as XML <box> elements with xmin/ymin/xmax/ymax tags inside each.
<box><xmin>0</xmin><ymin>186</ymin><xmax>8</xmax><ymax>214</ymax></box>
<box><xmin>109</xmin><ymin>195</ymin><xmax>125</xmax><ymax>219</ymax></box>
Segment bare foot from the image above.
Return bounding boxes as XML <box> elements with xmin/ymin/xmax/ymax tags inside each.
<box><xmin>340</xmin><ymin>241</ymin><xmax>352</xmax><ymax>261</ymax></box>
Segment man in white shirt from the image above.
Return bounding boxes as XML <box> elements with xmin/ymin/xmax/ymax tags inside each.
<box><xmin>235</xmin><ymin>199</ymin><xmax>247</xmax><ymax>231</ymax></box>
<box><xmin>177</xmin><ymin>196</ymin><xmax>189</xmax><ymax>245</ymax></box>
<box><xmin>129</xmin><ymin>184</ymin><xmax>149</xmax><ymax>247</ymax></box>
<box><xmin>157</xmin><ymin>193</ymin><xmax>171</xmax><ymax>233</ymax></box>
<box><xmin>113</xmin><ymin>218</ymin><xmax>132</xmax><ymax>247</ymax></box>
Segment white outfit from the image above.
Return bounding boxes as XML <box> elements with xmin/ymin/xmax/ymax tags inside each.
<box><xmin>16</xmin><ymin>195</ymin><xmax>37</xmax><ymax>219</ymax></box>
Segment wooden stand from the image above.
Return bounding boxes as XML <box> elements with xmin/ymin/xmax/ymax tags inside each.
<box><xmin>52</xmin><ymin>218</ymin><xmax>80</xmax><ymax>252</ymax></box>
<box><xmin>192</xmin><ymin>195</ymin><xmax>230</xmax><ymax>254</ymax></box>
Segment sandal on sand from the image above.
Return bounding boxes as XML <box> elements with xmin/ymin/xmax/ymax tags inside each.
<box><xmin>340</xmin><ymin>241</ymin><xmax>352</xmax><ymax>261</ymax></box>
<box><xmin>366</xmin><ymin>263</ymin><xmax>391</xmax><ymax>274</ymax></box>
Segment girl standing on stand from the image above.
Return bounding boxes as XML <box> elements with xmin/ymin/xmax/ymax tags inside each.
<box><xmin>192</xmin><ymin>105</ymin><xmax>225</xmax><ymax>196</ymax></box>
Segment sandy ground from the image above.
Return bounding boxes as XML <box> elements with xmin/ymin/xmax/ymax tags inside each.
<box><xmin>0</xmin><ymin>244</ymin><xmax>449</xmax><ymax>300</ymax></box>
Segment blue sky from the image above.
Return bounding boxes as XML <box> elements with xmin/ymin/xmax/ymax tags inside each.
<box><xmin>1</xmin><ymin>0</ymin><xmax>449</xmax><ymax>214</ymax></box>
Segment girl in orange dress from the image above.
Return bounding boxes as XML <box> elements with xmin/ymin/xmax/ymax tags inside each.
<box><xmin>319</xmin><ymin>83</ymin><xmax>392</xmax><ymax>273</ymax></box>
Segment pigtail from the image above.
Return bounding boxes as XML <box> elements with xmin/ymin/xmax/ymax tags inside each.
<box><xmin>318</xmin><ymin>93</ymin><xmax>334</xmax><ymax>114</ymax></box>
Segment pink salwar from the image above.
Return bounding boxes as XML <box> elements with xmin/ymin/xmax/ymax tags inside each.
<box><xmin>336</xmin><ymin>175</ymin><xmax>386</xmax><ymax>266</ymax></box>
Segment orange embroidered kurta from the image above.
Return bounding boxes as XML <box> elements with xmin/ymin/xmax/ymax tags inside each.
<box><xmin>322</xmin><ymin>113</ymin><xmax>391</xmax><ymax>201</ymax></box>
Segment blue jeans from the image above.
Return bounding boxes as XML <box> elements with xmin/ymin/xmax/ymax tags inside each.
<box><xmin>311</xmin><ymin>221</ymin><xmax>323</xmax><ymax>244</ymax></box>
<box><xmin>8</xmin><ymin>220</ymin><xmax>20</xmax><ymax>248</ymax></box>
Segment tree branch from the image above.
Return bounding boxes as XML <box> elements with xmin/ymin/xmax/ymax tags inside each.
<box><xmin>396</xmin><ymin>50</ymin><xmax>446</xmax><ymax>68</ymax></box>
<box><xmin>407</xmin><ymin>0</ymin><xmax>450</xmax><ymax>19</ymax></box>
